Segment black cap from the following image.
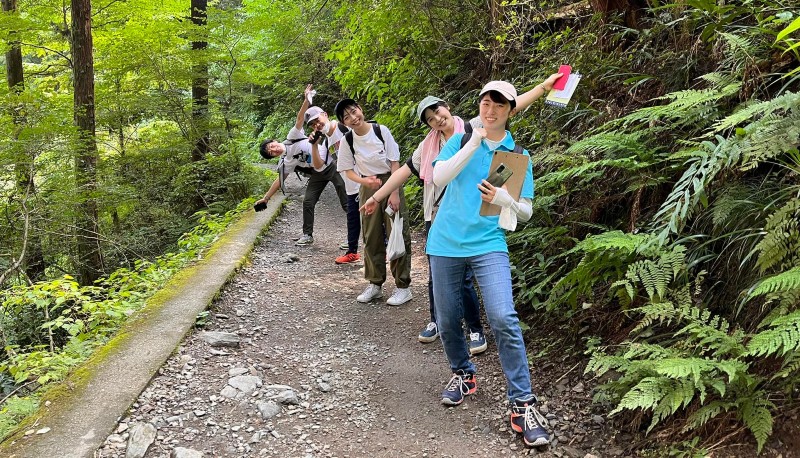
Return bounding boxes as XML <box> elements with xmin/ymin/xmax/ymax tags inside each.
<box><xmin>334</xmin><ymin>98</ymin><xmax>357</xmax><ymax>121</ymax></box>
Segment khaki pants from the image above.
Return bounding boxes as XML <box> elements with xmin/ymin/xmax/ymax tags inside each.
<box><xmin>359</xmin><ymin>172</ymin><xmax>411</xmax><ymax>288</ymax></box>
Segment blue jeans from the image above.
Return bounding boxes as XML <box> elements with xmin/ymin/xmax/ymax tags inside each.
<box><xmin>430</xmin><ymin>252</ymin><xmax>532</xmax><ymax>402</ymax></box>
<box><xmin>424</xmin><ymin>221</ymin><xmax>482</xmax><ymax>332</ymax></box>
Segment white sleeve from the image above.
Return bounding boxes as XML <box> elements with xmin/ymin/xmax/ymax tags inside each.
<box><xmin>432</xmin><ymin>134</ymin><xmax>482</xmax><ymax>187</ymax></box>
<box><xmin>382</xmin><ymin>126</ymin><xmax>400</xmax><ymax>162</ymax></box>
<box><xmin>492</xmin><ymin>189</ymin><xmax>532</xmax><ymax>231</ymax></box>
<box><xmin>287</xmin><ymin>126</ymin><xmax>306</xmax><ymax>141</ymax></box>
<box><xmin>336</xmin><ymin>138</ymin><xmax>356</xmax><ymax>172</ymax></box>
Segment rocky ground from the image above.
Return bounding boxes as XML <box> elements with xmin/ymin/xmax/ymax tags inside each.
<box><xmin>94</xmin><ymin>179</ymin><xmax>791</xmax><ymax>458</ymax></box>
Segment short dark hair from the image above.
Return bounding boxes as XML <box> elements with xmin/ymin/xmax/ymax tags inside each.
<box><xmin>259</xmin><ymin>139</ymin><xmax>277</xmax><ymax>159</ymax></box>
<box><xmin>482</xmin><ymin>90</ymin><xmax>517</xmax><ymax>110</ymax></box>
<box><xmin>334</xmin><ymin>98</ymin><xmax>359</xmax><ymax>121</ymax></box>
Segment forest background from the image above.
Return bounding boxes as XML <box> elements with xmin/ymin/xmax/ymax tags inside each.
<box><xmin>1</xmin><ymin>0</ymin><xmax>799</xmax><ymax>455</ymax></box>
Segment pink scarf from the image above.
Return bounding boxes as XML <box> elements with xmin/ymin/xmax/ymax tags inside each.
<box><xmin>419</xmin><ymin>116</ymin><xmax>465</xmax><ymax>183</ymax></box>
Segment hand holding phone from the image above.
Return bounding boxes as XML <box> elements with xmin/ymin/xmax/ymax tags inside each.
<box><xmin>485</xmin><ymin>163</ymin><xmax>513</xmax><ymax>190</ymax></box>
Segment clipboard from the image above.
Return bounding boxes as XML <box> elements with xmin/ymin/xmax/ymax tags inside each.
<box><xmin>479</xmin><ymin>150</ymin><xmax>530</xmax><ymax>216</ymax></box>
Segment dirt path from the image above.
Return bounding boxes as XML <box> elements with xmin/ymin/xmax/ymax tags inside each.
<box><xmin>96</xmin><ymin>180</ymin><xmax>618</xmax><ymax>458</ymax></box>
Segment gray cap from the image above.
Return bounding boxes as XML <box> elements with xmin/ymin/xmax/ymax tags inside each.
<box><xmin>304</xmin><ymin>106</ymin><xmax>325</xmax><ymax>125</ymax></box>
<box><xmin>415</xmin><ymin>96</ymin><xmax>445</xmax><ymax>125</ymax></box>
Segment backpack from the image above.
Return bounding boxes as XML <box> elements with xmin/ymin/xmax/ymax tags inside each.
<box><xmin>432</xmin><ymin>130</ymin><xmax>525</xmax><ymax>208</ymax></box>
<box><xmin>278</xmin><ymin>137</ymin><xmax>315</xmax><ymax>192</ymax></box>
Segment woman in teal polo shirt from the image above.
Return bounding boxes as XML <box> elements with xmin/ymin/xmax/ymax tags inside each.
<box><xmin>427</xmin><ymin>80</ymin><xmax>549</xmax><ymax>448</ymax></box>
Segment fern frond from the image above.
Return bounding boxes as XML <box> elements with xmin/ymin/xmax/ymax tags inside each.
<box><xmin>754</xmin><ymin>198</ymin><xmax>800</xmax><ymax>273</ymax></box>
<box><xmin>745</xmin><ymin>310</ymin><xmax>800</xmax><ymax>357</ymax></box>
<box><xmin>604</xmin><ymin>78</ymin><xmax>740</xmax><ymax>131</ymax></box>
<box><xmin>566</xmin><ymin>132</ymin><xmax>650</xmax><ymax>159</ymax></box>
<box><xmin>629</xmin><ymin>302</ymin><xmax>679</xmax><ymax>333</ymax></box>
<box><xmin>770</xmin><ymin>350</ymin><xmax>800</xmax><ymax>382</ymax></box>
<box><xmin>748</xmin><ymin>267</ymin><xmax>800</xmax><ymax>298</ymax></box>
<box><xmin>739</xmin><ymin>110</ymin><xmax>800</xmax><ymax>170</ymax></box>
<box><xmin>684</xmin><ymin>400</ymin><xmax>733</xmax><ymax>432</ymax></box>
<box><xmin>738</xmin><ymin>395</ymin><xmax>775</xmax><ymax>453</ymax></box>
<box><xmin>651</xmin><ymin>357</ymin><xmax>715</xmax><ymax>384</ymax></box>
<box><xmin>713</xmin><ymin>92</ymin><xmax>800</xmax><ymax>132</ymax></box>
<box><xmin>651</xmin><ymin>378</ymin><xmax>697</xmax><ymax>431</ymax></box>
<box><xmin>611</xmin><ymin>376</ymin><xmax>671</xmax><ymax>414</ymax></box>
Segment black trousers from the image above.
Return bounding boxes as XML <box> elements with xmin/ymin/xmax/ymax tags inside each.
<box><xmin>302</xmin><ymin>162</ymin><xmax>348</xmax><ymax>236</ymax></box>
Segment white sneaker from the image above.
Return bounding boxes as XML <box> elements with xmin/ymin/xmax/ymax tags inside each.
<box><xmin>357</xmin><ymin>284</ymin><xmax>383</xmax><ymax>303</ymax></box>
<box><xmin>386</xmin><ymin>287</ymin><xmax>412</xmax><ymax>306</ymax></box>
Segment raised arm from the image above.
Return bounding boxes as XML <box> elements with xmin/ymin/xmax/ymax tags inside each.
<box><xmin>294</xmin><ymin>84</ymin><xmax>314</xmax><ymax>129</ymax></box>
<box><xmin>432</xmin><ymin>128</ymin><xmax>486</xmax><ymax>187</ymax></box>
<box><xmin>512</xmin><ymin>73</ymin><xmax>563</xmax><ymax>115</ymax></box>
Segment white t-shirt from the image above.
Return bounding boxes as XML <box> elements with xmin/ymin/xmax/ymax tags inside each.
<box><xmin>336</xmin><ymin>124</ymin><xmax>399</xmax><ymax>177</ymax></box>
<box><xmin>327</xmin><ymin>122</ymin><xmax>360</xmax><ymax>195</ymax></box>
<box><xmin>286</xmin><ymin>126</ymin><xmax>335</xmax><ymax>172</ymax></box>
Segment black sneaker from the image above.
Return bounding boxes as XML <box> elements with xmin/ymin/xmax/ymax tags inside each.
<box><xmin>510</xmin><ymin>396</ymin><xmax>550</xmax><ymax>447</ymax></box>
<box><xmin>441</xmin><ymin>370</ymin><xmax>476</xmax><ymax>406</ymax></box>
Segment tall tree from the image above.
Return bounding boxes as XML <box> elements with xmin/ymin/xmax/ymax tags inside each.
<box><xmin>3</xmin><ymin>0</ymin><xmax>45</xmax><ymax>281</ymax></box>
<box><xmin>191</xmin><ymin>0</ymin><xmax>209</xmax><ymax>161</ymax></box>
<box><xmin>71</xmin><ymin>0</ymin><xmax>103</xmax><ymax>285</ymax></box>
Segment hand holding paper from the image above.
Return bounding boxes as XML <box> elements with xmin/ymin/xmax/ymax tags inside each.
<box><xmin>545</xmin><ymin>66</ymin><xmax>582</xmax><ymax>108</ymax></box>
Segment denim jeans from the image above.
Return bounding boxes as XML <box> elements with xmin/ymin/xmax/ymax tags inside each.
<box><xmin>424</xmin><ymin>221</ymin><xmax>482</xmax><ymax>332</ymax></box>
<box><xmin>430</xmin><ymin>251</ymin><xmax>532</xmax><ymax>402</ymax></box>
<box><xmin>346</xmin><ymin>193</ymin><xmax>360</xmax><ymax>255</ymax></box>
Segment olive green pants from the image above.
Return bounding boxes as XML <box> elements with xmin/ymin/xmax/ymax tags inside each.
<box><xmin>359</xmin><ymin>172</ymin><xmax>411</xmax><ymax>288</ymax></box>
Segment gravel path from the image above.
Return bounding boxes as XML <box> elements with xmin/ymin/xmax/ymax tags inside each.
<box><xmin>96</xmin><ymin>179</ymin><xmax>624</xmax><ymax>458</ymax></box>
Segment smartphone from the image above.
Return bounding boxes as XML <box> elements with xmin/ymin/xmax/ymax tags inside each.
<box><xmin>485</xmin><ymin>163</ymin><xmax>513</xmax><ymax>191</ymax></box>
<box><xmin>553</xmin><ymin>65</ymin><xmax>572</xmax><ymax>91</ymax></box>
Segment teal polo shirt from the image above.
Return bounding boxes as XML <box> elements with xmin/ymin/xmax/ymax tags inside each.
<box><xmin>425</xmin><ymin>131</ymin><xmax>534</xmax><ymax>257</ymax></box>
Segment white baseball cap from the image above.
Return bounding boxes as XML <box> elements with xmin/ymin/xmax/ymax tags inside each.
<box><xmin>478</xmin><ymin>81</ymin><xmax>517</xmax><ymax>104</ymax></box>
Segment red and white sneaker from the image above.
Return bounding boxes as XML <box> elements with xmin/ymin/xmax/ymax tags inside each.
<box><xmin>335</xmin><ymin>253</ymin><xmax>360</xmax><ymax>264</ymax></box>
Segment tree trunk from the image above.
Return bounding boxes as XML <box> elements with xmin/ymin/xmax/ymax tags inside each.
<box><xmin>71</xmin><ymin>0</ymin><xmax>103</xmax><ymax>285</ymax></box>
<box><xmin>4</xmin><ymin>0</ymin><xmax>45</xmax><ymax>281</ymax></box>
<box><xmin>589</xmin><ymin>0</ymin><xmax>649</xmax><ymax>29</ymax></box>
<box><xmin>191</xmin><ymin>0</ymin><xmax>209</xmax><ymax>162</ymax></box>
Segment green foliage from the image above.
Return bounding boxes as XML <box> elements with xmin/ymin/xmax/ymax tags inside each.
<box><xmin>0</xmin><ymin>396</ymin><xmax>38</xmax><ymax>442</ymax></box>
<box><xmin>0</xmin><ymin>198</ymin><xmax>258</xmax><ymax>440</ymax></box>
<box><xmin>754</xmin><ymin>198</ymin><xmax>800</xmax><ymax>273</ymax></box>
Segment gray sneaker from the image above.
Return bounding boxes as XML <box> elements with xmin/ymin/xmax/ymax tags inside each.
<box><xmin>295</xmin><ymin>235</ymin><xmax>314</xmax><ymax>246</ymax></box>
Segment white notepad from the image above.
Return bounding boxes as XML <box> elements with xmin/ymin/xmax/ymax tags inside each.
<box><xmin>545</xmin><ymin>73</ymin><xmax>582</xmax><ymax>108</ymax></box>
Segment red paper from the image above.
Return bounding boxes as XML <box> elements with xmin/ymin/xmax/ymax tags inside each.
<box><xmin>553</xmin><ymin>65</ymin><xmax>572</xmax><ymax>91</ymax></box>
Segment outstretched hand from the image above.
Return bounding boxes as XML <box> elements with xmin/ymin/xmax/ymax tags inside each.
<box><xmin>359</xmin><ymin>197</ymin><xmax>378</xmax><ymax>215</ymax></box>
<box><xmin>304</xmin><ymin>84</ymin><xmax>314</xmax><ymax>104</ymax></box>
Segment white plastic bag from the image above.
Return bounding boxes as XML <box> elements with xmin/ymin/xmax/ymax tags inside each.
<box><xmin>386</xmin><ymin>211</ymin><xmax>405</xmax><ymax>261</ymax></box>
